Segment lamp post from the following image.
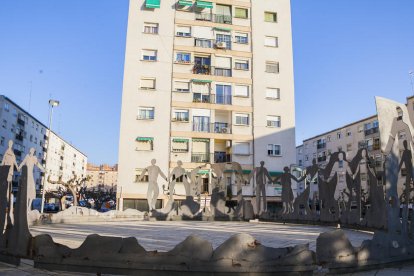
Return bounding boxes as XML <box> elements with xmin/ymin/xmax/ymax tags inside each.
<box><xmin>40</xmin><ymin>99</ymin><xmax>60</xmax><ymax>214</ymax></box>
<box><xmin>409</xmin><ymin>71</ymin><xmax>414</xmax><ymax>95</ymax></box>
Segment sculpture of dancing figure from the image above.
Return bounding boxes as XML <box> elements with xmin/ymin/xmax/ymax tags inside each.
<box><xmin>138</xmin><ymin>159</ymin><xmax>168</xmax><ymax>211</ymax></box>
<box><xmin>169</xmin><ymin>161</ymin><xmax>191</xmax><ymax>199</ymax></box>
<box><xmin>18</xmin><ymin>148</ymin><xmax>45</xmax><ymax>211</ymax></box>
<box><xmin>274</xmin><ymin>166</ymin><xmax>300</xmax><ymax>214</ymax></box>
<box><xmin>249</xmin><ymin>161</ymin><xmax>273</xmax><ymax>215</ymax></box>
<box><xmin>1</xmin><ymin>140</ymin><xmax>19</xmax><ymax>227</ymax></box>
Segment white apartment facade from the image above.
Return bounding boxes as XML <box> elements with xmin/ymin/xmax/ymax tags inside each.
<box><xmin>0</xmin><ymin>95</ymin><xmax>87</xmax><ymax>197</ymax></box>
<box><xmin>86</xmin><ymin>163</ymin><xmax>118</xmax><ymax>191</ymax></box>
<box><xmin>118</xmin><ymin>0</ymin><xmax>296</xmax><ymax>211</ymax></box>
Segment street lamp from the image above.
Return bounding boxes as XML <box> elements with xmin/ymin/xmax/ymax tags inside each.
<box><xmin>40</xmin><ymin>99</ymin><xmax>60</xmax><ymax>214</ymax></box>
<box><xmin>409</xmin><ymin>71</ymin><xmax>414</xmax><ymax>95</ymax></box>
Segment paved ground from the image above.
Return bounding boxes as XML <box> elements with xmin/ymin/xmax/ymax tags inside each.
<box><xmin>1</xmin><ymin>221</ymin><xmax>414</xmax><ymax>275</ymax></box>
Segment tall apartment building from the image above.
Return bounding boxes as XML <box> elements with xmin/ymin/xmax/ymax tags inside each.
<box><xmin>296</xmin><ymin>96</ymin><xmax>414</xmax><ymax>198</ymax></box>
<box><xmin>86</xmin><ymin>163</ymin><xmax>118</xmax><ymax>191</ymax></box>
<box><xmin>0</xmin><ymin>95</ymin><xmax>87</xmax><ymax>196</ymax></box>
<box><xmin>118</xmin><ymin>0</ymin><xmax>296</xmax><ymax>211</ymax></box>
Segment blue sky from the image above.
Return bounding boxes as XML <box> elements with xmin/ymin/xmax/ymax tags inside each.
<box><xmin>0</xmin><ymin>1</ymin><xmax>413</xmax><ymax>164</ymax></box>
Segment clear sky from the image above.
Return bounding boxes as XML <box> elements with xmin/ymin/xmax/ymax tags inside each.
<box><xmin>0</xmin><ymin>1</ymin><xmax>413</xmax><ymax>164</ymax></box>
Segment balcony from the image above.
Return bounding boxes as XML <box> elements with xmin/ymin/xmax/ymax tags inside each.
<box><xmin>193</xmin><ymin>93</ymin><xmax>213</xmax><ymax>103</ymax></box>
<box><xmin>194</xmin><ymin>38</ymin><xmax>232</xmax><ymax>50</ymax></box>
<box><xmin>13</xmin><ymin>149</ymin><xmax>21</xmax><ymax>157</ymax></box>
<box><xmin>193</xmin><ymin>64</ymin><xmax>211</xmax><ymax>75</ymax></box>
<box><xmin>15</xmin><ymin>134</ymin><xmax>24</xmax><ymax>141</ymax></box>
<box><xmin>191</xmin><ymin>152</ymin><xmax>211</xmax><ymax>163</ymax></box>
<box><xmin>317</xmin><ymin>143</ymin><xmax>326</xmax><ymax>149</ymax></box>
<box><xmin>17</xmin><ymin>118</ymin><xmax>25</xmax><ymax>127</ymax></box>
<box><xmin>172</xmin><ymin>116</ymin><xmax>189</xmax><ymax>122</ymax></box>
<box><xmin>195</xmin><ymin>13</ymin><xmax>232</xmax><ymax>24</ymax></box>
<box><xmin>214</xmin><ymin>152</ymin><xmax>231</xmax><ymax>163</ymax></box>
<box><xmin>365</xmin><ymin>127</ymin><xmax>379</xmax><ymax>136</ymax></box>
<box><xmin>192</xmin><ymin>122</ymin><xmax>232</xmax><ymax>134</ymax></box>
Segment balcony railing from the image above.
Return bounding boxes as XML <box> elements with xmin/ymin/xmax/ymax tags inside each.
<box><xmin>194</xmin><ymin>38</ymin><xmax>232</xmax><ymax>50</ymax></box>
<box><xmin>193</xmin><ymin>64</ymin><xmax>211</xmax><ymax>75</ymax></box>
<box><xmin>191</xmin><ymin>153</ymin><xmax>211</xmax><ymax>163</ymax></box>
<box><xmin>17</xmin><ymin>118</ymin><xmax>25</xmax><ymax>127</ymax></box>
<box><xmin>317</xmin><ymin>143</ymin><xmax>326</xmax><ymax>149</ymax></box>
<box><xmin>214</xmin><ymin>152</ymin><xmax>231</xmax><ymax>163</ymax></box>
<box><xmin>195</xmin><ymin>13</ymin><xmax>232</xmax><ymax>24</ymax></box>
<box><xmin>192</xmin><ymin>65</ymin><xmax>232</xmax><ymax>77</ymax></box>
<box><xmin>15</xmin><ymin>134</ymin><xmax>24</xmax><ymax>141</ymax></box>
<box><xmin>192</xmin><ymin>122</ymin><xmax>232</xmax><ymax>134</ymax></box>
<box><xmin>172</xmin><ymin>116</ymin><xmax>189</xmax><ymax>122</ymax></box>
<box><xmin>193</xmin><ymin>93</ymin><xmax>213</xmax><ymax>103</ymax></box>
<box><xmin>365</xmin><ymin>127</ymin><xmax>379</xmax><ymax>136</ymax></box>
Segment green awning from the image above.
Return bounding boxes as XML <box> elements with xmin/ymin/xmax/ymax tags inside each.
<box><xmin>192</xmin><ymin>138</ymin><xmax>210</xmax><ymax>142</ymax></box>
<box><xmin>213</xmin><ymin>27</ymin><xmax>232</xmax><ymax>32</ymax></box>
<box><xmin>173</xmin><ymin>138</ymin><xmax>189</xmax><ymax>143</ymax></box>
<box><xmin>136</xmin><ymin>137</ymin><xmax>154</xmax><ymax>141</ymax></box>
<box><xmin>178</xmin><ymin>0</ymin><xmax>193</xmax><ymax>6</ymax></box>
<box><xmin>198</xmin><ymin>169</ymin><xmax>210</xmax><ymax>175</ymax></box>
<box><xmin>191</xmin><ymin>79</ymin><xmax>212</xmax><ymax>83</ymax></box>
<box><xmin>269</xmin><ymin>171</ymin><xmax>283</xmax><ymax>177</ymax></box>
<box><xmin>146</xmin><ymin>0</ymin><xmax>160</xmax><ymax>8</ymax></box>
<box><xmin>196</xmin><ymin>1</ymin><xmax>213</xmax><ymax>9</ymax></box>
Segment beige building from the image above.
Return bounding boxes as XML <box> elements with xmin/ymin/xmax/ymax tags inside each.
<box><xmin>118</xmin><ymin>0</ymin><xmax>296</xmax><ymax>211</ymax></box>
<box><xmin>86</xmin><ymin>163</ymin><xmax>118</xmax><ymax>191</ymax></box>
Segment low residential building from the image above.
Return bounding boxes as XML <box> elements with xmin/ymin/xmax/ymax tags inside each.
<box><xmin>0</xmin><ymin>95</ymin><xmax>87</xmax><ymax>196</ymax></box>
<box><xmin>86</xmin><ymin>163</ymin><xmax>118</xmax><ymax>191</ymax></box>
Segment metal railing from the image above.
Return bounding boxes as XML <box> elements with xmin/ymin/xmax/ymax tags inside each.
<box><xmin>194</xmin><ymin>38</ymin><xmax>232</xmax><ymax>50</ymax></box>
<box><xmin>193</xmin><ymin>93</ymin><xmax>214</xmax><ymax>103</ymax></box>
<box><xmin>317</xmin><ymin>143</ymin><xmax>326</xmax><ymax>149</ymax></box>
<box><xmin>195</xmin><ymin>13</ymin><xmax>232</xmax><ymax>24</ymax></box>
<box><xmin>193</xmin><ymin>64</ymin><xmax>211</xmax><ymax>75</ymax></box>
<box><xmin>214</xmin><ymin>152</ymin><xmax>231</xmax><ymax>163</ymax></box>
<box><xmin>191</xmin><ymin>152</ymin><xmax>232</xmax><ymax>163</ymax></box>
<box><xmin>192</xmin><ymin>122</ymin><xmax>232</xmax><ymax>134</ymax></box>
<box><xmin>364</xmin><ymin>127</ymin><xmax>379</xmax><ymax>136</ymax></box>
<box><xmin>191</xmin><ymin>153</ymin><xmax>211</xmax><ymax>163</ymax></box>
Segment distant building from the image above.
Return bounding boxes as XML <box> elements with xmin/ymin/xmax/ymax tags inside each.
<box><xmin>0</xmin><ymin>95</ymin><xmax>87</xmax><ymax>196</ymax></box>
<box><xmin>86</xmin><ymin>163</ymin><xmax>118</xmax><ymax>191</ymax></box>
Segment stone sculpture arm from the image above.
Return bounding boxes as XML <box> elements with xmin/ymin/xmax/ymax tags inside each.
<box><xmin>17</xmin><ymin>156</ymin><xmax>28</xmax><ymax>172</ymax></box>
<box><xmin>35</xmin><ymin>158</ymin><xmax>45</xmax><ymax>173</ymax></box>
<box><xmin>158</xmin><ymin>167</ymin><xmax>168</xmax><ymax>182</ymax></box>
<box><xmin>290</xmin><ymin>174</ymin><xmax>300</xmax><ymax>182</ymax></box>
<box><xmin>384</xmin><ymin>121</ymin><xmax>398</xmax><ymax>155</ymax></box>
<box><xmin>265</xmin><ymin>169</ymin><xmax>273</xmax><ymax>184</ymax></box>
<box><xmin>273</xmin><ymin>174</ymin><xmax>281</xmax><ymax>184</ymax></box>
<box><xmin>247</xmin><ymin>169</ymin><xmax>255</xmax><ymax>184</ymax></box>
<box><xmin>347</xmin><ymin>164</ymin><xmax>356</xmax><ymax>180</ymax></box>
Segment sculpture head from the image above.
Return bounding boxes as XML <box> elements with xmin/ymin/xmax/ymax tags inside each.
<box><xmin>283</xmin><ymin>166</ymin><xmax>289</xmax><ymax>173</ymax></box>
<box><xmin>397</xmin><ymin>107</ymin><xmax>403</xmax><ymax>119</ymax></box>
<box><xmin>361</xmin><ymin>148</ymin><xmax>367</xmax><ymax>158</ymax></box>
<box><xmin>338</xmin><ymin>152</ymin><xmax>345</xmax><ymax>161</ymax></box>
<box><xmin>151</xmin><ymin>159</ymin><xmax>156</xmax><ymax>165</ymax></box>
<box><xmin>8</xmin><ymin>140</ymin><xmax>13</xmax><ymax>148</ymax></box>
<box><xmin>177</xmin><ymin>160</ymin><xmax>183</xmax><ymax>167</ymax></box>
<box><xmin>29</xmin><ymin>147</ymin><xmax>35</xmax><ymax>156</ymax></box>
<box><xmin>260</xmin><ymin>161</ymin><xmax>265</xmax><ymax>167</ymax></box>
<box><xmin>403</xmin><ymin>140</ymin><xmax>408</xmax><ymax>150</ymax></box>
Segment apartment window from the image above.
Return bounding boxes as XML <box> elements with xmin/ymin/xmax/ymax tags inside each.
<box><xmin>327</xmin><ymin>135</ymin><xmax>331</xmax><ymax>142</ymax></box>
<box><xmin>346</xmin><ymin>129</ymin><xmax>352</xmax><ymax>136</ymax></box>
<box><xmin>136</xmin><ymin>137</ymin><xmax>154</xmax><ymax>151</ymax></box>
<box><xmin>174</xmin><ymin>81</ymin><xmax>190</xmax><ymax>92</ymax></box>
<box><xmin>0</xmin><ymin>136</ymin><xmax>4</xmax><ymax>146</ymax></box>
<box><xmin>176</xmin><ymin>25</ymin><xmax>191</xmax><ymax>37</ymax></box>
<box><xmin>267</xmin><ymin>116</ymin><xmax>281</xmax><ymax>128</ymax></box>
<box><xmin>216</xmin><ymin>33</ymin><xmax>231</xmax><ymax>49</ymax></box>
<box><xmin>138</xmin><ymin>107</ymin><xmax>155</xmax><ymax>120</ymax></box>
<box><xmin>143</xmin><ymin>22</ymin><xmax>159</xmax><ymax>34</ymax></box>
<box><xmin>141</xmin><ymin>49</ymin><xmax>157</xmax><ymax>61</ymax></box>
<box><xmin>265</xmin><ymin>88</ymin><xmax>280</xmax><ymax>99</ymax></box>
<box><xmin>234</xmin><ymin>85</ymin><xmax>249</xmax><ymax>97</ymax></box>
<box><xmin>264</xmin><ymin>12</ymin><xmax>277</xmax><ymax>22</ymax></box>
<box><xmin>172</xmin><ymin>109</ymin><xmax>189</xmax><ymax>122</ymax></box>
<box><xmin>233</xmin><ymin>142</ymin><xmax>250</xmax><ymax>155</ymax></box>
<box><xmin>235</xmin><ymin>32</ymin><xmax>248</xmax><ymax>44</ymax></box>
<box><xmin>216</xmin><ymin>84</ymin><xmax>232</xmax><ymax>104</ymax></box>
<box><xmin>234</xmin><ymin>59</ymin><xmax>249</xmax><ymax>70</ymax></box>
<box><xmin>337</xmin><ymin>132</ymin><xmax>342</xmax><ymax>139</ymax></box>
<box><xmin>176</xmin><ymin>52</ymin><xmax>191</xmax><ymax>63</ymax></box>
<box><xmin>358</xmin><ymin>125</ymin><xmax>364</xmax><ymax>133</ymax></box>
<box><xmin>2</xmin><ymin>120</ymin><xmax>6</xmax><ymax>128</ymax></box>
<box><xmin>265</xmin><ymin>36</ymin><xmax>278</xmax><ymax>47</ymax></box>
<box><xmin>265</xmin><ymin>61</ymin><xmax>279</xmax><ymax>73</ymax></box>
<box><xmin>171</xmin><ymin>138</ymin><xmax>189</xmax><ymax>152</ymax></box>
<box><xmin>268</xmin><ymin>144</ymin><xmax>281</xmax><ymax>156</ymax></box>
<box><xmin>215</xmin><ymin>5</ymin><xmax>232</xmax><ymax>23</ymax></box>
<box><xmin>235</xmin><ymin>113</ymin><xmax>249</xmax><ymax>125</ymax></box>
<box><xmin>4</xmin><ymin>103</ymin><xmax>9</xmax><ymax>112</ymax></box>
<box><xmin>140</xmin><ymin>78</ymin><xmax>156</xmax><ymax>90</ymax></box>
<box><xmin>234</xmin><ymin>7</ymin><xmax>248</xmax><ymax>19</ymax></box>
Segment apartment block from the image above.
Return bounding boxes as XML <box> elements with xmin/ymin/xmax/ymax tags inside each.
<box><xmin>86</xmin><ymin>163</ymin><xmax>118</xmax><ymax>191</ymax></box>
<box><xmin>118</xmin><ymin>0</ymin><xmax>296</xmax><ymax>211</ymax></box>
<box><xmin>0</xmin><ymin>95</ymin><xmax>87</xmax><ymax>196</ymax></box>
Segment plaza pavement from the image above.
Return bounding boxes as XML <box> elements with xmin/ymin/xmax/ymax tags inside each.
<box><xmin>1</xmin><ymin>221</ymin><xmax>414</xmax><ymax>275</ymax></box>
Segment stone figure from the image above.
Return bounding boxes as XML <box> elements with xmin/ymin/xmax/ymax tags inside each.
<box><xmin>18</xmin><ymin>148</ymin><xmax>45</xmax><ymax>211</ymax></box>
<box><xmin>274</xmin><ymin>167</ymin><xmax>300</xmax><ymax>214</ymax></box>
<box><xmin>1</xmin><ymin>140</ymin><xmax>19</xmax><ymax>227</ymax></box>
<box><xmin>169</xmin><ymin>161</ymin><xmax>190</xmax><ymax>199</ymax></box>
<box><xmin>138</xmin><ymin>159</ymin><xmax>168</xmax><ymax>211</ymax></box>
<box><xmin>398</xmin><ymin>140</ymin><xmax>413</xmax><ymax>234</ymax></box>
<box><xmin>298</xmin><ymin>158</ymin><xmax>321</xmax><ymax>217</ymax></box>
<box><xmin>249</xmin><ymin>161</ymin><xmax>273</xmax><ymax>215</ymax></box>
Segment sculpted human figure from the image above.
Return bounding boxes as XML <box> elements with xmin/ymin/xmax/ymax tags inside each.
<box><xmin>1</xmin><ymin>140</ymin><xmax>19</xmax><ymax>226</ymax></box>
<box><xmin>274</xmin><ymin>166</ymin><xmax>300</xmax><ymax>214</ymax></box>
<box><xmin>249</xmin><ymin>161</ymin><xmax>273</xmax><ymax>215</ymax></box>
<box><xmin>18</xmin><ymin>147</ymin><xmax>45</xmax><ymax>210</ymax></box>
<box><xmin>169</xmin><ymin>161</ymin><xmax>190</xmax><ymax>199</ymax></box>
<box><xmin>139</xmin><ymin>159</ymin><xmax>168</xmax><ymax>211</ymax></box>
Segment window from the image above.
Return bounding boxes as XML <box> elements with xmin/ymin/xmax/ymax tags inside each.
<box><xmin>235</xmin><ymin>113</ymin><xmax>249</xmax><ymax>125</ymax></box>
<box><xmin>234</xmin><ymin>85</ymin><xmax>249</xmax><ymax>97</ymax></box>
<box><xmin>235</xmin><ymin>32</ymin><xmax>248</xmax><ymax>44</ymax></box>
<box><xmin>4</xmin><ymin>103</ymin><xmax>9</xmax><ymax>111</ymax></box>
<box><xmin>264</xmin><ymin>12</ymin><xmax>277</xmax><ymax>22</ymax></box>
<box><xmin>136</xmin><ymin>138</ymin><xmax>154</xmax><ymax>151</ymax></box>
<box><xmin>234</xmin><ymin>59</ymin><xmax>249</xmax><ymax>70</ymax></box>
<box><xmin>0</xmin><ymin>136</ymin><xmax>4</xmax><ymax>146</ymax></box>
<box><xmin>176</xmin><ymin>25</ymin><xmax>191</xmax><ymax>37</ymax></box>
<box><xmin>265</xmin><ymin>36</ymin><xmax>278</xmax><ymax>47</ymax></box>
<box><xmin>176</xmin><ymin>52</ymin><xmax>191</xmax><ymax>63</ymax></box>
<box><xmin>266</xmin><ymin>61</ymin><xmax>279</xmax><ymax>73</ymax></box>
<box><xmin>346</xmin><ymin>129</ymin><xmax>352</xmax><ymax>136</ymax></box>
<box><xmin>2</xmin><ymin>120</ymin><xmax>6</xmax><ymax>128</ymax></box>
<box><xmin>143</xmin><ymin>22</ymin><xmax>159</xmax><ymax>34</ymax></box>
<box><xmin>172</xmin><ymin>109</ymin><xmax>189</xmax><ymax>122</ymax></box>
<box><xmin>141</xmin><ymin>49</ymin><xmax>157</xmax><ymax>61</ymax></box>
<box><xmin>172</xmin><ymin>138</ymin><xmax>189</xmax><ymax>152</ymax></box>
<box><xmin>140</xmin><ymin>78</ymin><xmax>156</xmax><ymax>90</ymax></box>
<box><xmin>138</xmin><ymin>107</ymin><xmax>155</xmax><ymax>120</ymax></box>
<box><xmin>268</xmin><ymin>144</ymin><xmax>281</xmax><ymax>156</ymax></box>
<box><xmin>337</xmin><ymin>132</ymin><xmax>342</xmax><ymax>139</ymax></box>
<box><xmin>358</xmin><ymin>125</ymin><xmax>364</xmax><ymax>133</ymax></box>
<box><xmin>235</xmin><ymin>7</ymin><xmax>248</xmax><ymax>19</ymax></box>
<box><xmin>215</xmin><ymin>33</ymin><xmax>231</xmax><ymax>49</ymax></box>
<box><xmin>174</xmin><ymin>81</ymin><xmax>190</xmax><ymax>92</ymax></box>
<box><xmin>233</xmin><ymin>142</ymin><xmax>250</xmax><ymax>155</ymax></box>
<box><xmin>215</xmin><ymin>84</ymin><xmax>232</xmax><ymax>104</ymax></box>
<box><xmin>327</xmin><ymin>135</ymin><xmax>331</xmax><ymax>142</ymax></box>
<box><xmin>265</xmin><ymin>88</ymin><xmax>280</xmax><ymax>99</ymax></box>
<box><xmin>215</xmin><ymin>5</ymin><xmax>232</xmax><ymax>24</ymax></box>
<box><xmin>267</xmin><ymin>116</ymin><xmax>281</xmax><ymax>128</ymax></box>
